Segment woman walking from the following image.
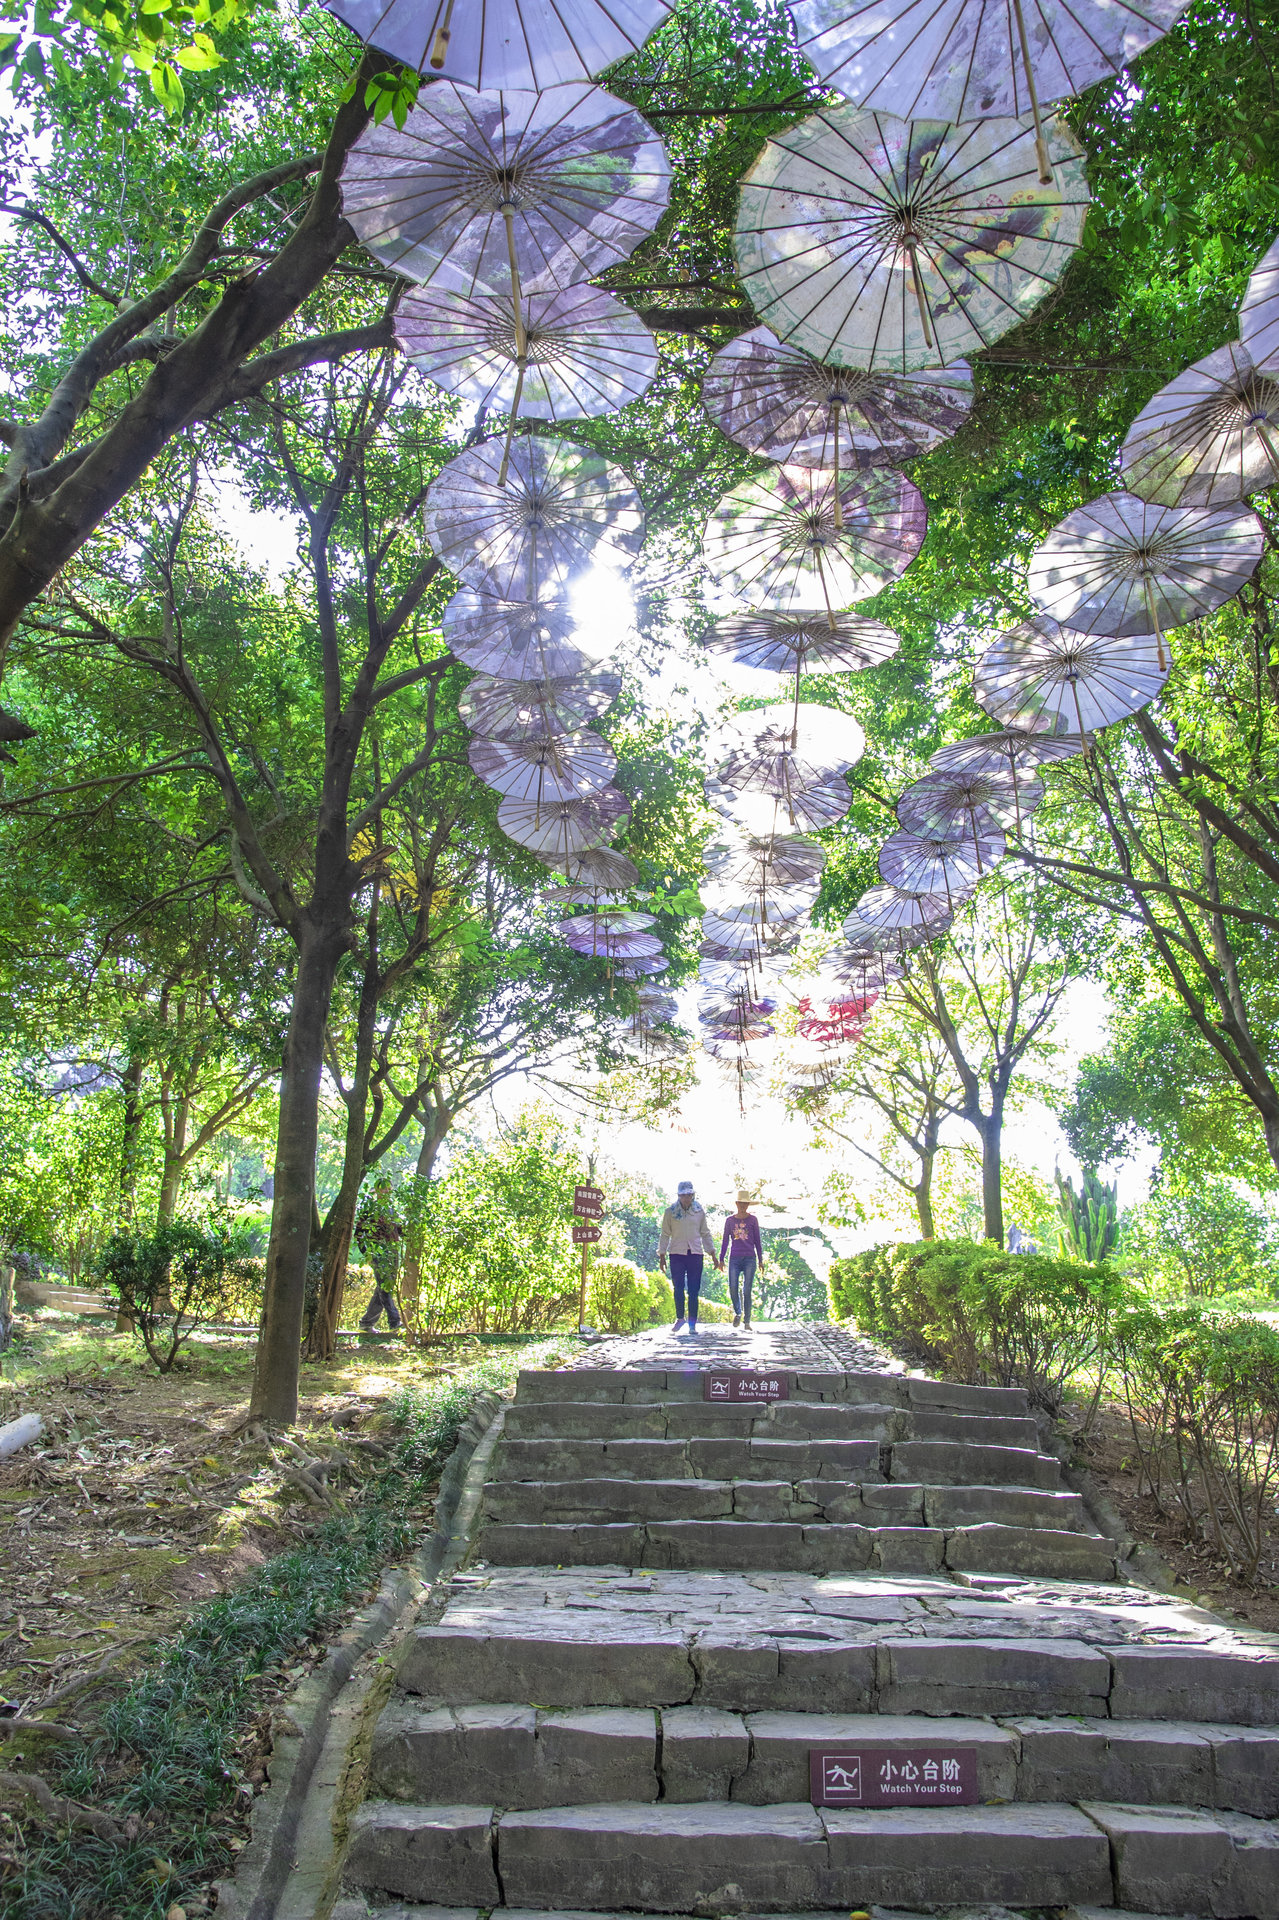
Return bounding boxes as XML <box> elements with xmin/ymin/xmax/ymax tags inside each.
<box><xmin>657</xmin><ymin>1179</ymin><xmax>720</xmax><ymax>1334</ymax></box>
<box><xmin>720</xmin><ymin>1190</ymin><xmax>763</xmax><ymax>1330</ymax></box>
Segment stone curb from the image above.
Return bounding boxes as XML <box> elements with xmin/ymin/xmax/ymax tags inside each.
<box><xmin>213</xmin><ymin>1391</ymin><xmax>506</xmax><ymax>1920</ymax></box>
<box><xmin>1034</xmin><ymin>1410</ymin><xmax>1181</xmax><ymax>1596</ymax></box>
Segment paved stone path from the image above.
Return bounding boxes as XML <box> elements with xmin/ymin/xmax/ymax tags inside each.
<box><xmin>340</xmin><ymin>1326</ymin><xmax>1279</xmax><ymax>1920</ymax></box>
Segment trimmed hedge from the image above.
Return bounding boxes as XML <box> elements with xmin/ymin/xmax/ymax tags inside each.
<box><xmin>828</xmin><ymin>1238</ymin><xmax>1129</xmax><ymax>1411</ymax></box>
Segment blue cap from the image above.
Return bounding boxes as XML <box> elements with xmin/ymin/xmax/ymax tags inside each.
<box><xmin>677</xmin><ymin>1180</ymin><xmax>695</xmax><ymax>1194</ymax></box>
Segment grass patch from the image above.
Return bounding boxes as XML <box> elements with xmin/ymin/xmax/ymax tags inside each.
<box><xmin>1</xmin><ymin>1335</ymin><xmax>575</xmax><ymax>1920</ymax></box>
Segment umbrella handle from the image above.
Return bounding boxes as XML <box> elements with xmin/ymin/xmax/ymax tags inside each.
<box><xmin>501</xmin><ymin>206</ymin><xmax>529</xmax><ymax>361</ymax></box>
<box><xmin>813</xmin><ymin>543</ymin><xmax>839</xmax><ymax>636</ymax></box>
<box><xmin>904</xmin><ymin>239</ymin><xmax>935</xmax><ymax>351</ymax></box>
<box><xmin>1142</xmin><ymin>574</ymin><xmax>1168</xmax><ymax>674</ymax></box>
<box><xmin>1011</xmin><ymin>0</ymin><xmax>1055</xmax><ymax>186</ymax></box>
<box><xmin>429</xmin><ymin>0</ymin><xmax>456</xmax><ymax>67</ymax></box>
<box><xmin>831</xmin><ymin>398</ymin><xmax>844</xmax><ymax>531</ymax></box>
<box><xmin>497</xmin><ymin>357</ymin><xmax>528</xmax><ymax>489</ymax></box>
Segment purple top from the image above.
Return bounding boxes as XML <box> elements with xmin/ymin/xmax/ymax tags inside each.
<box><xmin>720</xmin><ymin>1212</ymin><xmax>763</xmax><ymax>1262</ymax></box>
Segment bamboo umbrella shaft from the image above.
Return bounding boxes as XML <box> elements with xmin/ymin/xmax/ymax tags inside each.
<box><xmin>1011</xmin><ymin>0</ymin><xmax>1054</xmax><ymax>185</ymax></box>
<box><xmin>501</xmin><ymin>205</ymin><xmax>529</xmax><ymax>359</ymax></box>
<box><xmin>831</xmin><ymin>398</ymin><xmax>844</xmax><ymax>530</ymax></box>
<box><xmin>1255</xmin><ymin>416</ymin><xmax>1279</xmax><ymax>477</ymax></box>
<box><xmin>813</xmin><ymin>543</ymin><xmax>840</xmax><ymax>635</ymax></box>
<box><xmin>497</xmin><ymin>356</ymin><xmax>528</xmax><ymax>488</ymax></box>
<box><xmin>966</xmin><ymin>795</ymin><xmax>984</xmax><ymax>875</ymax></box>
<box><xmin>904</xmin><ymin>238</ymin><xmax>935</xmax><ymax>349</ymax></box>
<box><xmin>1142</xmin><ymin>573</ymin><xmax>1168</xmax><ymax>673</ymax></box>
<box><xmin>429</xmin><ymin>0</ymin><xmax>456</xmax><ymax>67</ymax></box>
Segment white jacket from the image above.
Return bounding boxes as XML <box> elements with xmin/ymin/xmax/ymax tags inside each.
<box><xmin>658</xmin><ymin>1199</ymin><xmax>716</xmax><ymax>1258</ymax></box>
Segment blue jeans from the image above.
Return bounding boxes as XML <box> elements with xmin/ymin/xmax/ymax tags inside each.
<box><xmin>728</xmin><ymin>1254</ymin><xmax>756</xmax><ymax>1319</ymax></box>
<box><xmin>669</xmin><ymin>1253</ymin><xmax>703</xmax><ymax>1324</ymax></box>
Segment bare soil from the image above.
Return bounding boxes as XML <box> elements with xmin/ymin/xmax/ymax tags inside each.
<box><xmin>1066</xmin><ymin>1394</ymin><xmax>1279</xmax><ymax>1635</ymax></box>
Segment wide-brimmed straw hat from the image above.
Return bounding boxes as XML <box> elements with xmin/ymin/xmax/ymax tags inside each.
<box><xmin>736</xmin><ymin>1189</ymin><xmax>753</xmax><ymax>1203</ymax></box>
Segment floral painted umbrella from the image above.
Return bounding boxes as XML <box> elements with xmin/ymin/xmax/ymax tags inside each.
<box><xmin>789</xmin><ymin>0</ymin><xmax>1187</xmax><ymax>187</ymax></box>
<box><xmin>469</xmin><ymin>729</ymin><xmax>616</xmax><ymax>804</ymax></box>
<box><xmin>703</xmin><ymin>607</ymin><xmax>901</xmax><ymax>730</ymax></box>
<box><xmin>879</xmin><ymin>823</ymin><xmax>1006</xmax><ymax>894</ymax></box>
<box><xmin>974</xmin><ymin>616</ymin><xmax>1170</xmax><ymax>737</ymax></box>
<box><xmin>1028</xmin><ymin>490</ymin><xmax>1265</xmax><ymax>666</ymax></box>
<box><xmin>443</xmin><ymin>586</ymin><xmax>617</xmax><ymax>681</ymax></box>
<box><xmin>1240</xmin><ymin>232</ymin><xmax>1279</xmax><ymax>373</ymax></box>
<box><xmin>735</xmin><ymin>107</ymin><xmax>1090</xmax><ymax>373</ymax></box>
<box><xmin>459</xmin><ymin>669</ymin><xmax>620</xmax><ymax>740</ymax></box>
<box><xmin>1118</xmin><ymin>341</ymin><xmax>1279</xmax><ymax>509</ymax></box>
<box><xmin>324</xmin><ymin>0</ymin><xmax>670</xmax><ymax>95</ymax></box>
<box><xmin>425</xmin><ymin>434</ymin><xmax>644</xmax><ymax>601</ymax></box>
<box><xmin>340</xmin><ymin>83</ymin><xmax>670</xmax><ymax>296</ymax></box>
<box><xmin>703</xmin><ymin>464</ymin><xmax>925</xmax><ymax>617</ymax></box>
<box><xmin>703</xmin><ymin>326</ymin><xmax>974</xmax><ymax>471</ymax></box>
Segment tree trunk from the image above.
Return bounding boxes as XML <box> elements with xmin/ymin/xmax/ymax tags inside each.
<box><xmin>977</xmin><ymin>1111</ymin><xmax>1004</xmax><ymax>1246</ymax></box>
<box><xmin>914</xmin><ymin>1177</ymin><xmax>935</xmax><ymax>1240</ymax></box>
<box><xmin>306</xmin><ymin>934</ymin><xmax>382</xmax><ymax>1363</ymax></box>
<box><xmin>156</xmin><ymin>1095</ymin><xmax>190</xmax><ymax>1225</ymax></box>
<box><xmin>249</xmin><ymin>928</ymin><xmax>343</xmax><ymax>1425</ymax></box>
<box><xmin>118</xmin><ymin>1054</ymin><xmax>145</xmax><ymax>1223</ymax></box>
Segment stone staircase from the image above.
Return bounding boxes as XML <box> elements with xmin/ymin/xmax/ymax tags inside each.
<box><xmin>342</xmin><ymin>1339</ymin><xmax>1279</xmax><ymax>1920</ymax></box>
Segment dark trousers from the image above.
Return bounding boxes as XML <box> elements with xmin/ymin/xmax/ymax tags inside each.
<box><xmin>361</xmin><ymin>1285</ymin><xmax>402</xmax><ymax>1330</ymax></box>
<box><xmin>669</xmin><ymin>1253</ymin><xmax>703</xmax><ymax>1324</ymax></box>
<box><xmin>728</xmin><ymin>1254</ymin><xmax>756</xmax><ymax>1318</ymax></box>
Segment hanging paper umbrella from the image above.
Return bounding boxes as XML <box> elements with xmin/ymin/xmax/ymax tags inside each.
<box><xmin>699</xmin><ymin>954</ymin><xmax>787</xmax><ymax>992</ymax></box>
<box><xmin>930</xmin><ymin>727</ymin><xmax>1083</xmax><ymax>778</ymax></box>
<box><xmin>500</xmin><ymin>785</ymin><xmax>629</xmax><ymax>860</ymax></box>
<box><xmin>425</xmin><ymin>435</ymin><xmax>644</xmax><ymax>601</ymax></box>
<box><xmin>850</xmin><ymin>884</ymin><xmax>959</xmax><ymax>937</ymax></box>
<box><xmin>443</xmin><ymin>586</ymin><xmax>618</xmax><ymax>681</ymax></box>
<box><xmin>559</xmin><ymin>846</ymin><xmax>639</xmax><ymax>891</ymax></box>
<box><xmin>1118</xmin><ymin>342</ymin><xmax>1279</xmax><ymax>509</ymax></box>
<box><xmin>735</xmin><ymin>107</ymin><xmax>1089</xmax><ymax>373</ymax></box>
<box><xmin>397</xmin><ymin>285</ymin><xmax>659</xmax><ymax>474</ymax></box>
<box><xmin>459</xmin><ymin>670</ymin><xmax>621</xmax><ymax>741</ymax></box>
<box><xmin>795</xmin><ymin>992</ymin><xmax>875</xmax><ymax>1045</ymax></box>
<box><xmin>714</xmin><ymin>705</ymin><xmax>865</xmax><ymax>838</ymax></box>
<box><xmin>823</xmin><ymin>948</ymin><xmax>906</xmax><ymax>994</ymax></box>
<box><xmin>702</xmin><ymin>911</ymin><xmax>800</xmax><ymax>954</ymax></box>
<box><xmin>1240</xmin><ymin>233</ymin><xmax>1279</xmax><ymax>373</ymax></box>
<box><xmin>557</xmin><ymin>908</ymin><xmax>654</xmax><ymax>940</ymax></box>
<box><xmin>703</xmin><ymin>465</ymin><xmax>925</xmax><ymax>616</ymax></box>
<box><xmin>974</xmin><ymin>616</ymin><xmax>1171</xmax><ymax>737</ymax></box>
<box><xmin>706</xmin><ymin>774</ymin><xmax>853</xmax><ymax>835</ymax></box>
<box><xmin>704</xmin><ymin>327</ymin><xmax>974</xmax><ymax>470</ymax></box>
<box><xmin>612</xmin><ymin>955</ymin><xmax>669</xmax><ymax>977</ymax></box>
<box><xmin>789</xmin><ymin>0</ymin><xmax>1187</xmax><ymax>187</ymax></box>
<box><xmin>898</xmin><ymin>767</ymin><xmax>1041</xmax><ymax>838</ymax></box>
<box><xmin>879</xmin><ymin>824</ymin><xmax>1006</xmax><ymax>894</ymax></box>
<box><xmin>700</xmin><ymin>883</ymin><xmax>818</xmax><ymax>926</ymax></box>
<box><xmin>340</xmin><ymin>83</ymin><xmax>671</xmax><ymax>295</ymax></box>
<box><xmin>560</xmin><ymin>918</ymin><xmax>663</xmax><ymax>961</ymax></box>
<box><xmin>542</xmin><ymin>886</ymin><xmax>632</xmax><ymax>910</ymax></box>
<box><xmin>705</xmin><ymin>608</ymin><xmax>902</xmax><ymax>675</ymax></box>
<box><xmin>469</xmin><ymin>729</ymin><xmax>616</xmax><ymax>803</ymax></box>
<box><xmin>324</xmin><ymin>0</ymin><xmax>670</xmax><ymax>96</ymax></box>
<box><xmin>1028</xmin><ymin>492</ymin><xmax>1265</xmax><ymax>665</ymax></box>
<box><xmin>706</xmin><ymin>830</ymin><xmax>827</xmax><ymax>891</ymax></box>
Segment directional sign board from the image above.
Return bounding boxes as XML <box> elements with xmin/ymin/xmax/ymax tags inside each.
<box><xmin>702</xmin><ymin>1371</ymin><xmax>790</xmax><ymax>1403</ymax></box>
<box><xmin>810</xmin><ymin>1746</ymin><xmax>978</xmax><ymax>1807</ymax></box>
<box><xmin>573</xmin><ymin>1185</ymin><xmax>605</xmax><ymax>1219</ymax></box>
<box><xmin>572</xmin><ymin>1222</ymin><xmax>602</xmax><ymax>1244</ymax></box>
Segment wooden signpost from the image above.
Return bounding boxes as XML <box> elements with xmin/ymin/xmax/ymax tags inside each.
<box><xmin>573</xmin><ymin>1175</ymin><xmax>605</xmax><ymax>1329</ymax></box>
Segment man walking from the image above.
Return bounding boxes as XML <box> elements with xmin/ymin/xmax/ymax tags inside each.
<box><xmin>720</xmin><ymin>1189</ymin><xmax>764</xmax><ymax>1330</ymax></box>
<box><xmin>657</xmin><ymin>1179</ymin><xmax>720</xmax><ymax>1334</ymax></box>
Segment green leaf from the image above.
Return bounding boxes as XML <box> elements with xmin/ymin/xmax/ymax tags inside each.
<box><xmin>174</xmin><ymin>31</ymin><xmax>219</xmax><ymax>66</ymax></box>
<box><xmin>148</xmin><ymin>54</ymin><xmax>184</xmax><ymax>107</ymax></box>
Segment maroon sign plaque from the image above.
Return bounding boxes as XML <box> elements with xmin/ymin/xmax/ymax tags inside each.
<box><xmin>702</xmin><ymin>1371</ymin><xmax>790</xmax><ymax>1403</ymax></box>
<box><xmin>573</xmin><ymin>1185</ymin><xmax>605</xmax><ymax>1219</ymax></box>
<box><xmin>572</xmin><ymin>1222</ymin><xmax>602</xmax><ymax>1244</ymax></box>
<box><xmin>810</xmin><ymin>1746</ymin><xmax>978</xmax><ymax>1807</ymax></box>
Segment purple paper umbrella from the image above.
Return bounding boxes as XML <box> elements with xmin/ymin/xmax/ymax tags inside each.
<box><xmin>879</xmin><ymin>823</ymin><xmax>1006</xmax><ymax>894</ymax></box>
<box><xmin>898</xmin><ymin>768</ymin><xmax>1040</xmax><ymax>841</ymax></box>
<box><xmin>1241</xmin><ymin>232</ymin><xmax>1279</xmax><ymax>374</ymax></box>
<box><xmin>501</xmin><ymin>785</ymin><xmax>629</xmax><ymax>861</ymax></box>
<box><xmin>930</xmin><ymin>728</ymin><xmax>1083</xmax><ymax>778</ymax></box>
<box><xmin>1119</xmin><ymin>341</ymin><xmax>1279</xmax><ymax>510</ymax></box>
<box><xmin>459</xmin><ymin>670</ymin><xmax>621</xmax><ymax>741</ymax></box>
<box><xmin>324</xmin><ymin>0</ymin><xmax>670</xmax><ymax>95</ymax></box>
<box><xmin>703</xmin><ymin>464</ymin><xmax>926</xmax><ymax>616</ymax></box>
<box><xmin>468</xmin><ymin>729</ymin><xmax>616</xmax><ymax>804</ymax></box>
<box><xmin>973</xmin><ymin>616</ymin><xmax>1171</xmax><ymax>738</ymax></box>
<box><xmin>443</xmin><ymin>586</ymin><xmax>618</xmax><ymax>682</ymax></box>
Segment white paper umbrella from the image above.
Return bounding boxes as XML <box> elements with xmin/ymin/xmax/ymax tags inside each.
<box><xmin>425</xmin><ymin>435</ymin><xmax>644</xmax><ymax>601</ymax></box>
<box><xmin>703</xmin><ymin>326</ymin><xmax>974</xmax><ymax>470</ymax></box>
<box><xmin>715</xmin><ymin>701</ymin><xmax>866</xmax><ymax>787</ymax></box>
<box><xmin>559</xmin><ymin>916</ymin><xmax>662</xmax><ymax>959</ymax></box>
<box><xmin>736</xmin><ymin>108</ymin><xmax>1090</xmax><ymax>373</ymax></box>
<box><xmin>340</xmin><ymin>83</ymin><xmax>671</xmax><ymax>295</ymax></box>
<box><xmin>930</xmin><ymin>727</ymin><xmax>1083</xmax><ymax>777</ymax></box>
<box><xmin>706</xmin><ymin>831</ymin><xmax>827</xmax><ymax>890</ymax></box>
<box><xmin>443</xmin><ymin>586</ymin><xmax>617</xmax><ymax>681</ymax></box>
<box><xmin>851</xmin><ymin>884</ymin><xmax>960</xmax><ymax>936</ymax></box>
<box><xmin>706</xmin><ymin>774</ymin><xmax>854</xmax><ymax>835</ymax></box>
<box><xmin>897</xmin><ymin>768</ymin><xmax>1039</xmax><ymax>840</ymax></box>
<box><xmin>790</xmin><ymin>0</ymin><xmax>1187</xmax><ymax>184</ymax></box>
<box><xmin>700</xmin><ymin>882</ymin><xmax>818</xmax><ymax>925</ymax></box>
<box><xmin>501</xmin><ymin>785</ymin><xmax>629</xmax><ymax>859</ymax></box>
<box><xmin>824</xmin><ymin>948</ymin><xmax>906</xmax><ymax>994</ymax></box>
<box><xmin>1118</xmin><ymin>341</ymin><xmax>1279</xmax><ymax>509</ymax></box>
<box><xmin>325</xmin><ymin>0</ymin><xmax>670</xmax><ymax>103</ymax></box>
<box><xmin>559</xmin><ymin>847</ymin><xmax>638</xmax><ymax>890</ymax></box>
<box><xmin>974</xmin><ymin>616</ymin><xmax>1171</xmax><ymax>735</ymax></box>
<box><xmin>705</xmin><ymin>609</ymin><xmax>902</xmax><ymax>674</ymax></box>
<box><xmin>459</xmin><ymin>670</ymin><xmax>620</xmax><ymax>740</ymax></box>
<box><xmin>1240</xmin><ymin>233</ymin><xmax>1279</xmax><ymax>373</ymax></box>
<box><xmin>469</xmin><ymin>729</ymin><xmax>615</xmax><ymax>803</ymax></box>
<box><xmin>879</xmin><ymin>824</ymin><xmax>1006</xmax><ymax>893</ymax></box>
<box><xmin>1028</xmin><ymin>492</ymin><xmax>1265</xmax><ymax>657</ymax></box>
<box><xmin>397</xmin><ymin>285</ymin><xmax>659</xmax><ymax>424</ymax></box>
<box><xmin>703</xmin><ymin>465</ymin><xmax>926</xmax><ymax>614</ymax></box>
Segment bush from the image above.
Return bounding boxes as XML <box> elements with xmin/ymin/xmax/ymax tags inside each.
<box><xmin>1121</xmin><ymin>1181</ymin><xmax>1279</xmax><ymax>1299</ymax></box>
<box><xmin>93</xmin><ymin>1220</ymin><xmax>261</xmax><ymax>1371</ymax></box>
<box><xmin>586</xmin><ymin>1259</ymin><xmax>667</xmax><ymax>1332</ymax></box>
<box><xmin>1113</xmin><ymin>1300</ymin><xmax>1279</xmax><ymax>1580</ymax></box>
<box><xmin>829</xmin><ymin>1238</ymin><xmax>1131</xmax><ymax>1411</ymax></box>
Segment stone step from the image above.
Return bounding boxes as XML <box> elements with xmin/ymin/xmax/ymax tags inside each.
<box><xmin>343</xmin><ymin>1796</ymin><xmax>1279</xmax><ymax>1914</ymax></box>
<box><xmin>492</xmin><ymin>1435</ymin><xmax>1063</xmax><ymax>1490</ymax></box>
<box><xmin>401</xmin><ymin>1617</ymin><xmax>1180</xmax><ymax>1719</ymax></box>
<box><xmin>481</xmin><ymin>1477</ymin><xmax>1085</xmax><ymax>1533</ymax></box>
<box><xmin>501</xmin><ymin>1401</ymin><xmax>1042</xmax><ymax>1449</ymax></box>
<box><xmin>513</xmin><ymin>1369</ymin><xmax>1031</xmax><ymax>1417</ymax></box>
<box><xmin>472</xmin><ymin>1517</ymin><xmax>1115</xmax><ymax>1580</ymax></box>
<box><xmin>369</xmin><ymin>1701</ymin><xmax>1279</xmax><ymax>1818</ymax></box>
